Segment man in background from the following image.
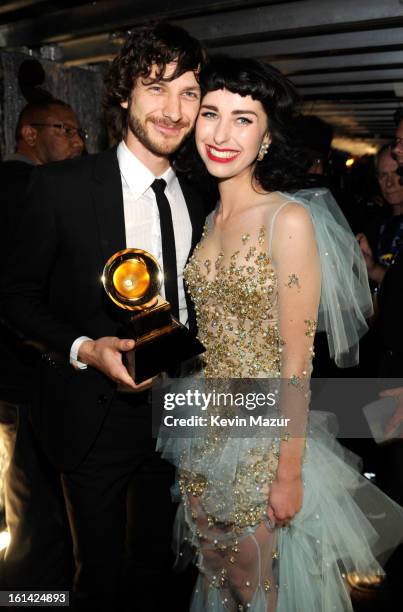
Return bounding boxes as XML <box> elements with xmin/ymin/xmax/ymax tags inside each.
<box><xmin>357</xmin><ymin>144</ymin><xmax>403</xmax><ymax>287</ymax></box>
<box><xmin>0</xmin><ymin>99</ymin><xmax>85</xmax><ymax>258</ymax></box>
<box><xmin>0</xmin><ymin>98</ymin><xmax>85</xmax><ymax>590</ymax></box>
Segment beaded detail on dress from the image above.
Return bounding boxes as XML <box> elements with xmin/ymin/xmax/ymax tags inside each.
<box><xmin>184</xmin><ymin>222</ymin><xmax>283</xmax><ymax>378</ymax></box>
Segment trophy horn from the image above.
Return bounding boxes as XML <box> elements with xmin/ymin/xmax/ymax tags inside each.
<box><xmin>102</xmin><ymin>249</ymin><xmax>162</xmax><ymax>311</ymax></box>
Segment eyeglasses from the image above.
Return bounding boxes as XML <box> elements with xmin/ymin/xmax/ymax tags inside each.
<box><xmin>30</xmin><ymin>123</ymin><xmax>88</xmax><ymax>141</ymax></box>
<box><xmin>393</xmin><ymin>136</ymin><xmax>403</xmax><ymax>149</ymax></box>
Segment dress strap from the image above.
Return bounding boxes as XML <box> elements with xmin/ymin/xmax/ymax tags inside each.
<box><xmin>268</xmin><ymin>200</ymin><xmax>293</xmax><ymax>259</ymax></box>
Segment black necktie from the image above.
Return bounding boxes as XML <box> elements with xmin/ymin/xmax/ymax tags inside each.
<box><xmin>151</xmin><ymin>178</ymin><xmax>180</xmax><ymax>319</ymax></box>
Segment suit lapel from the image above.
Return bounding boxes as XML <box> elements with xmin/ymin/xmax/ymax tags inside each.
<box><xmin>177</xmin><ymin>175</ymin><xmax>207</xmax><ymax>333</ymax></box>
<box><xmin>91</xmin><ymin>146</ymin><xmax>126</xmax><ymax>264</ymax></box>
<box><xmin>178</xmin><ymin>175</ymin><xmax>206</xmax><ymax>254</ymax></box>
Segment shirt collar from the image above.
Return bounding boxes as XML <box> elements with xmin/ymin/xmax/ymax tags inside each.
<box><xmin>117</xmin><ymin>140</ymin><xmax>176</xmax><ymax>200</ymax></box>
<box><xmin>159</xmin><ymin>165</ymin><xmax>176</xmax><ymax>194</ymax></box>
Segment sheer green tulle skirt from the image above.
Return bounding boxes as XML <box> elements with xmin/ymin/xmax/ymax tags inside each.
<box><xmin>159</xmin><ymin>414</ymin><xmax>403</xmax><ymax>611</ymax></box>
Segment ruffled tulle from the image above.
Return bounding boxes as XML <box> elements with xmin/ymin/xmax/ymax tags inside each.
<box><xmin>158</xmin><ymin>412</ymin><xmax>403</xmax><ymax>611</ymax></box>
<box><xmin>282</xmin><ymin>189</ymin><xmax>373</xmax><ymax>368</ymax></box>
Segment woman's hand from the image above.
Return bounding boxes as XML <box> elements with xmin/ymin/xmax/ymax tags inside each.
<box><xmin>267</xmin><ymin>474</ymin><xmax>303</xmax><ymax>528</ymax></box>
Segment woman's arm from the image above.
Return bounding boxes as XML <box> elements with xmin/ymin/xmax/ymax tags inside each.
<box><xmin>267</xmin><ymin>202</ymin><xmax>321</xmax><ymax>526</ymax></box>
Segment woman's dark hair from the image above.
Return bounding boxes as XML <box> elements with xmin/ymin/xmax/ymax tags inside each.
<box><xmin>175</xmin><ymin>55</ymin><xmax>311</xmax><ymax>192</ymax></box>
<box><xmin>104</xmin><ymin>22</ymin><xmax>206</xmax><ymax>141</ymax></box>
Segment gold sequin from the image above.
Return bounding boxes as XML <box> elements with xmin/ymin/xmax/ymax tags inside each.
<box><xmin>305</xmin><ymin>319</ymin><xmax>317</xmax><ymax>337</ymax></box>
<box><xmin>286</xmin><ymin>274</ymin><xmax>300</xmax><ymax>289</ymax></box>
<box><xmin>215</xmin><ymin>252</ymin><xmax>224</xmax><ymax>269</ymax></box>
<box><xmin>204</xmin><ymin>259</ymin><xmax>211</xmax><ymax>274</ymax></box>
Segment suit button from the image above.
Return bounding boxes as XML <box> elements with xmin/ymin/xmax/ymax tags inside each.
<box><xmin>97</xmin><ymin>394</ymin><xmax>108</xmax><ymax>405</ymax></box>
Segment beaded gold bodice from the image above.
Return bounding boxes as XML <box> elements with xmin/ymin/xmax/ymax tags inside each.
<box><xmin>184</xmin><ymin>205</ymin><xmax>283</xmax><ymax>378</ymax></box>
<box><xmin>184</xmin><ymin>193</ymin><xmax>319</xmax><ymax>382</ymax></box>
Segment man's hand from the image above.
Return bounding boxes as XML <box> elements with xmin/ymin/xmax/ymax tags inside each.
<box><xmin>78</xmin><ymin>336</ymin><xmax>137</xmax><ymax>390</ymax></box>
<box><xmin>356</xmin><ymin>233</ymin><xmax>374</xmax><ymax>269</ymax></box>
<box><xmin>356</xmin><ymin>233</ymin><xmax>386</xmax><ymax>284</ymax></box>
<box><xmin>379</xmin><ymin>387</ymin><xmax>403</xmax><ymax>438</ymax></box>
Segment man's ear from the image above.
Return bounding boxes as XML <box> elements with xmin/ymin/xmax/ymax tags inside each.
<box><xmin>20</xmin><ymin>124</ymin><xmax>37</xmax><ymax>147</ymax></box>
<box><xmin>120</xmin><ymin>100</ymin><xmax>128</xmax><ymax>109</ymax></box>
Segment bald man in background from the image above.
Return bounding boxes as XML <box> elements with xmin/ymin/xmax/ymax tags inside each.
<box><xmin>1</xmin><ymin>99</ymin><xmax>85</xmax><ymax>258</ymax></box>
<box><xmin>0</xmin><ymin>98</ymin><xmax>85</xmax><ymax>591</ymax></box>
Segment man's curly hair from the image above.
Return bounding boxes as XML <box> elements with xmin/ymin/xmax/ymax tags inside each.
<box><xmin>104</xmin><ymin>22</ymin><xmax>206</xmax><ymax>141</ymax></box>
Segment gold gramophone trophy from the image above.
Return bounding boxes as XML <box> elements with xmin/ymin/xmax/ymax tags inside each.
<box><xmin>102</xmin><ymin>248</ymin><xmax>205</xmax><ymax>383</ymax></box>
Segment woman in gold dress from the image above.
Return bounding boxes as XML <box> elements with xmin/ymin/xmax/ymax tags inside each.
<box><xmin>158</xmin><ymin>56</ymin><xmax>403</xmax><ymax>611</ymax></box>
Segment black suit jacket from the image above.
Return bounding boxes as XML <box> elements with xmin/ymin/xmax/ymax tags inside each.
<box><xmin>377</xmin><ymin>249</ymin><xmax>403</xmax><ymax>353</ymax></box>
<box><xmin>0</xmin><ymin>146</ymin><xmax>207</xmax><ymax>471</ymax></box>
<box><xmin>0</xmin><ymin>159</ymin><xmax>38</xmax><ymax>397</ymax></box>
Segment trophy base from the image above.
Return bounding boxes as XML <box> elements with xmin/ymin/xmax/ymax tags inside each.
<box><xmin>122</xmin><ymin>300</ymin><xmax>205</xmax><ymax>383</ymax></box>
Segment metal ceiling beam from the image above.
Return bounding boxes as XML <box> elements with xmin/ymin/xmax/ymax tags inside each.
<box><xmin>314</xmin><ymin>112</ymin><xmax>395</xmax><ymax>118</ymax></box>
<box><xmin>0</xmin><ymin>0</ymin><xmax>252</xmax><ymax>47</ymax></box>
<box><xmin>217</xmin><ymin>27</ymin><xmax>403</xmax><ymax>58</ymax></box>
<box><xmin>2</xmin><ymin>0</ymin><xmax>403</xmax><ymax>50</ymax></box>
<box><xmin>298</xmin><ymin>83</ymin><xmax>402</xmax><ymax>94</ymax></box>
<box><xmin>337</xmin><ymin>129</ymin><xmax>394</xmax><ymax>134</ymax></box>
<box><xmin>358</xmin><ymin>119</ymin><xmax>394</xmax><ymax>128</ymax></box>
<box><xmin>303</xmin><ymin>102</ymin><xmax>402</xmax><ymax>110</ymax></box>
<box><xmin>291</xmin><ymin>68</ymin><xmax>403</xmax><ymax>86</ymax></box>
<box><xmin>0</xmin><ymin>0</ymin><xmax>46</xmax><ymax>15</ymax></box>
<box><xmin>271</xmin><ymin>51</ymin><xmax>403</xmax><ymax>75</ymax></box>
<box><xmin>60</xmin><ymin>34</ymin><xmax>120</xmax><ymax>65</ymax></box>
<box><xmin>62</xmin><ymin>39</ymin><xmax>403</xmax><ymax>72</ymax></box>
<box><xmin>58</xmin><ymin>28</ymin><xmax>403</xmax><ymax>68</ymax></box>
<box><xmin>179</xmin><ymin>0</ymin><xmax>403</xmax><ymax>44</ymax></box>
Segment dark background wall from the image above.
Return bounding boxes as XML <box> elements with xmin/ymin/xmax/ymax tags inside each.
<box><xmin>0</xmin><ymin>50</ymin><xmax>107</xmax><ymax>158</ymax></box>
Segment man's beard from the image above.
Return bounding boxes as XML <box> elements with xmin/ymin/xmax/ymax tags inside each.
<box><xmin>128</xmin><ymin>111</ymin><xmax>191</xmax><ymax>156</ymax></box>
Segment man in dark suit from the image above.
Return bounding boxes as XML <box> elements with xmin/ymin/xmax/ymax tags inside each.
<box><xmin>0</xmin><ymin>98</ymin><xmax>85</xmax><ymax>260</ymax></box>
<box><xmin>1</xmin><ymin>23</ymin><xmax>207</xmax><ymax>611</ymax></box>
<box><xmin>0</xmin><ymin>98</ymin><xmax>85</xmax><ymax>591</ymax></box>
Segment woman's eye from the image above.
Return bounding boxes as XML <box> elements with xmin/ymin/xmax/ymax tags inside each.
<box><xmin>200</xmin><ymin>111</ymin><xmax>217</xmax><ymax>119</ymax></box>
<box><xmin>237</xmin><ymin>117</ymin><xmax>252</xmax><ymax>125</ymax></box>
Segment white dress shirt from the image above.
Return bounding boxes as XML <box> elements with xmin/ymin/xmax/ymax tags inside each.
<box><xmin>70</xmin><ymin>140</ymin><xmax>192</xmax><ymax>368</ymax></box>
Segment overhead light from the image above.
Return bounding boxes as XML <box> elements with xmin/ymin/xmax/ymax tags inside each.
<box><xmin>345</xmin><ymin>158</ymin><xmax>355</xmax><ymax>167</ymax></box>
<box><xmin>333</xmin><ymin>137</ymin><xmax>379</xmax><ymax>156</ymax></box>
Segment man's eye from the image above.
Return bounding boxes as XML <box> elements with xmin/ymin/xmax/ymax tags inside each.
<box><xmin>183</xmin><ymin>91</ymin><xmax>199</xmax><ymax>99</ymax></box>
<box><xmin>149</xmin><ymin>86</ymin><xmax>162</xmax><ymax>92</ymax></box>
